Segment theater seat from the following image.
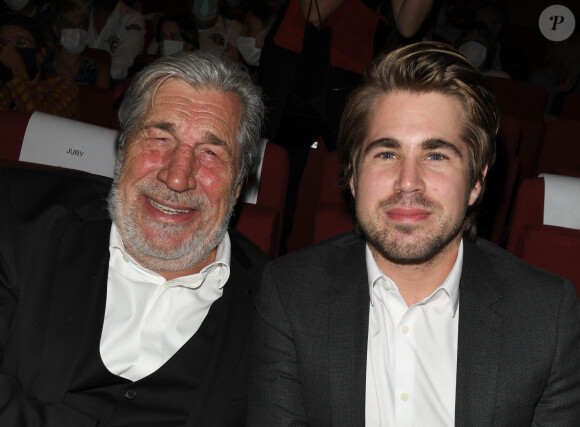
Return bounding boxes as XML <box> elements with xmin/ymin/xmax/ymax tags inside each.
<box><xmin>506</xmin><ymin>174</ymin><xmax>580</xmax><ymax>253</ymax></box>
<box><xmin>313</xmin><ymin>202</ymin><xmax>353</xmax><ymax>243</ymax></box>
<box><xmin>234</xmin><ymin>203</ymin><xmax>279</xmax><ymax>258</ymax></box>
<box><xmin>0</xmin><ymin>110</ymin><xmax>119</xmax><ymax>177</ymax></box>
<box><xmin>0</xmin><ymin>110</ymin><xmax>32</xmax><ymax>163</ymax></box>
<box><xmin>77</xmin><ymin>84</ymin><xmax>115</xmax><ymax>128</ymax></box>
<box><xmin>234</xmin><ymin>141</ymin><xmax>290</xmax><ymax>257</ymax></box>
<box><xmin>313</xmin><ymin>151</ymin><xmax>352</xmax><ymax>243</ymax></box>
<box><xmin>534</xmin><ymin>119</ymin><xmax>580</xmax><ymax>177</ymax></box>
<box><xmin>560</xmin><ymin>92</ymin><xmax>580</xmax><ymax>120</ymax></box>
<box><xmin>286</xmin><ymin>137</ymin><xmax>329</xmax><ymax>253</ymax></box>
<box><xmin>515</xmin><ymin>224</ymin><xmax>580</xmax><ymax>299</ymax></box>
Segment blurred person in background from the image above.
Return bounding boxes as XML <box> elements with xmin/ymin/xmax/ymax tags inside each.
<box><xmin>187</xmin><ymin>0</ymin><xmax>242</xmax><ymax>56</ymax></box>
<box><xmin>224</xmin><ymin>0</ymin><xmax>277</xmax><ymax>70</ymax></box>
<box><xmin>48</xmin><ymin>0</ymin><xmax>110</xmax><ymax>89</ymax></box>
<box><xmin>147</xmin><ymin>13</ymin><xmax>200</xmax><ymax>57</ymax></box>
<box><xmin>3</xmin><ymin>0</ymin><xmax>55</xmax><ymax>48</ymax></box>
<box><xmin>87</xmin><ymin>0</ymin><xmax>144</xmax><ymax>83</ymax></box>
<box><xmin>0</xmin><ymin>13</ymin><xmax>79</xmax><ymax>118</ymax></box>
<box><xmin>529</xmin><ymin>32</ymin><xmax>580</xmax><ymax>118</ymax></box>
<box><xmin>456</xmin><ymin>20</ymin><xmax>509</xmax><ymax>78</ymax></box>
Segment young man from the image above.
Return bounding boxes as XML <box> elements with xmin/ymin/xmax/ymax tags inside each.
<box><xmin>0</xmin><ymin>51</ymin><xmax>267</xmax><ymax>425</ymax></box>
<box><xmin>249</xmin><ymin>42</ymin><xmax>580</xmax><ymax>426</ymax></box>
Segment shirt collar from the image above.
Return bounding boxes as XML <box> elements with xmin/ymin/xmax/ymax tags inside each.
<box><xmin>109</xmin><ymin>223</ymin><xmax>231</xmax><ymax>289</ymax></box>
<box><xmin>366</xmin><ymin>239</ymin><xmax>463</xmax><ymax>317</ymax></box>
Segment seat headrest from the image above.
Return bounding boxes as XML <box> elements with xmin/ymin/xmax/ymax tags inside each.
<box><xmin>19</xmin><ymin>112</ymin><xmax>119</xmax><ymax>178</ymax></box>
<box><xmin>239</xmin><ymin>137</ymin><xmax>268</xmax><ymax>205</ymax></box>
<box><xmin>540</xmin><ymin>173</ymin><xmax>580</xmax><ymax>230</ymax></box>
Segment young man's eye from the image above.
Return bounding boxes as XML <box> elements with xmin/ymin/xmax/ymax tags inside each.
<box><xmin>378</xmin><ymin>152</ymin><xmax>396</xmax><ymax>159</ymax></box>
<box><xmin>428</xmin><ymin>153</ymin><xmax>446</xmax><ymax>160</ymax></box>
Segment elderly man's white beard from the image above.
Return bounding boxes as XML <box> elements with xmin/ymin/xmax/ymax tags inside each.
<box><xmin>106</xmin><ymin>174</ymin><xmax>237</xmax><ymax>274</ymax></box>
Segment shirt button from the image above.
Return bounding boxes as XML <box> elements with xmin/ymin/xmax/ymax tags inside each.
<box><xmin>124</xmin><ymin>390</ymin><xmax>137</xmax><ymax>400</ymax></box>
<box><xmin>401</xmin><ymin>393</ymin><xmax>409</xmax><ymax>401</ymax></box>
<box><xmin>401</xmin><ymin>325</ymin><xmax>409</xmax><ymax>334</ymax></box>
<box><xmin>383</xmin><ymin>280</ymin><xmax>391</xmax><ymax>290</ymax></box>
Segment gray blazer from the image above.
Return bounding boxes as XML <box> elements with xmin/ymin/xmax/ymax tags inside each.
<box><xmin>249</xmin><ymin>232</ymin><xmax>580</xmax><ymax>426</ymax></box>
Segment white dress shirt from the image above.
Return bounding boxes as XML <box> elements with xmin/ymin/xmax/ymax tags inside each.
<box><xmin>100</xmin><ymin>225</ymin><xmax>231</xmax><ymax>381</ymax></box>
<box><xmin>365</xmin><ymin>241</ymin><xmax>463</xmax><ymax>426</ymax></box>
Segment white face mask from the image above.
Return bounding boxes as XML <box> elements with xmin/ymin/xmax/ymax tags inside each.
<box><xmin>458</xmin><ymin>41</ymin><xmax>487</xmax><ymax>68</ymax></box>
<box><xmin>160</xmin><ymin>39</ymin><xmax>184</xmax><ymax>57</ymax></box>
<box><xmin>236</xmin><ymin>36</ymin><xmax>261</xmax><ymax>66</ymax></box>
<box><xmin>235</xmin><ymin>27</ymin><xmax>269</xmax><ymax>67</ymax></box>
<box><xmin>192</xmin><ymin>0</ymin><xmax>219</xmax><ymax>22</ymax></box>
<box><xmin>60</xmin><ymin>28</ymin><xmax>89</xmax><ymax>55</ymax></box>
<box><xmin>4</xmin><ymin>0</ymin><xmax>29</xmax><ymax>11</ymax></box>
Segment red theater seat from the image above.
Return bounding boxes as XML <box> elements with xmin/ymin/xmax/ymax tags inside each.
<box><xmin>515</xmin><ymin>224</ymin><xmax>580</xmax><ymax>299</ymax></box>
<box><xmin>234</xmin><ymin>141</ymin><xmax>290</xmax><ymax>257</ymax></box>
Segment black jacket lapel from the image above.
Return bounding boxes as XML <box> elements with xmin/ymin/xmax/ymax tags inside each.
<box><xmin>327</xmin><ymin>241</ymin><xmax>369</xmax><ymax>427</ymax></box>
<box><xmin>35</xmin><ymin>200</ymin><xmax>112</xmax><ymax>401</ymax></box>
<box><xmin>455</xmin><ymin>239</ymin><xmax>504</xmax><ymax>426</ymax></box>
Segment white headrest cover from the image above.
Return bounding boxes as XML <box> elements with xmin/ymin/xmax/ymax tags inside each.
<box><xmin>20</xmin><ymin>112</ymin><xmax>119</xmax><ymax>178</ymax></box>
<box><xmin>540</xmin><ymin>173</ymin><xmax>580</xmax><ymax>230</ymax></box>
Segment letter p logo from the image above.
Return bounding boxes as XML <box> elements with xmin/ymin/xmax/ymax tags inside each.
<box><xmin>540</xmin><ymin>6</ymin><xmax>575</xmax><ymax>41</ymax></box>
<box><xmin>550</xmin><ymin>15</ymin><xmax>565</xmax><ymax>30</ymax></box>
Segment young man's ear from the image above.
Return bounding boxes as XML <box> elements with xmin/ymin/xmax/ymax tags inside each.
<box><xmin>349</xmin><ymin>164</ymin><xmax>356</xmax><ymax>199</ymax></box>
<box><xmin>468</xmin><ymin>165</ymin><xmax>488</xmax><ymax>206</ymax></box>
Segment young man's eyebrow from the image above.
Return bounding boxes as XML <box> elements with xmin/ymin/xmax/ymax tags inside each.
<box><xmin>363</xmin><ymin>138</ymin><xmax>401</xmax><ymax>156</ymax></box>
<box><xmin>421</xmin><ymin>138</ymin><xmax>463</xmax><ymax>158</ymax></box>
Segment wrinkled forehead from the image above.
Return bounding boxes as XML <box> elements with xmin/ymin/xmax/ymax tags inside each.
<box><xmin>138</xmin><ymin>78</ymin><xmax>243</xmax><ymax>151</ymax></box>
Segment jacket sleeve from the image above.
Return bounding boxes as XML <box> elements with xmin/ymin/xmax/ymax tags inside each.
<box><xmin>247</xmin><ymin>263</ymin><xmax>310</xmax><ymax>426</ymax></box>
<box><xmin>0</xmin><ymin>170</ymin><xmax>98</xmax><ymax>427</ymax></box>
<box><xmin>532</xmin><ymin>279</ymin><xmax>580</xmax><ymax>425</ymax></box>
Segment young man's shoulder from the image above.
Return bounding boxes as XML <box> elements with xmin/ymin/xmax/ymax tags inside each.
<box><xmin>273</xmin><ymin>232</ymin><xmax>364</xmax><ymax>269</ymax></box>
<box><xmin>466</xmin><ymin>237</ymin><xmax>576</xmax><ymax>302</ymax></box>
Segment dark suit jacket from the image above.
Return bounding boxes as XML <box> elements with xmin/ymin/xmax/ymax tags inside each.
<box><xmin>0</xmin><ymin>167</ymin><xmax>268</xmax><ymax>426</ymax></box>
<box><xmin>249</xmin><ymin>232</ymin><xmax>580</xmax><ymax>426</ymax></box>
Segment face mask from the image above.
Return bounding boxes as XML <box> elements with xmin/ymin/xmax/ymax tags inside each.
<box><xmin>458</xmin><ymin>41</ymin><xmax>487</xmax><ymax>68</ymax></box>
<box><xmin>160</xmin><ymin>39</ymin><xmax>184</xmax><ymax>57</ymax></box>
<box><xmin>4</xmin><ymin>0</ymin><xmax>29</xmax><ymax>11</ymax></box>
<box><xmin>236</xmin><ymin>36</ymin><xmax>261</xmax><ymax>66</ymax></box>
<box><xmin>192</xmin><ymin>0</ymin><xmax>219</xmax><ymax>22</ymax></box>
<box><xmin>60</xmin><ymin>28</ymin><xmax>89</xmax><ymax>55</ymax></box>
<box><xmin>17</xmin><ymin>47</ymin><xmax>39</xmax><ymax>79</ymax></box>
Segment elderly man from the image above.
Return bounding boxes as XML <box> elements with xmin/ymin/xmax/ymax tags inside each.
<box><xmin>249</xmin><ymin>42</ymin><xmax>580</xmax><ymax>426</ymax></box>
<box><xmin>0</xmin><ymin>51</ymin><xmax>267</xmax><ymax>426</ymax></box>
